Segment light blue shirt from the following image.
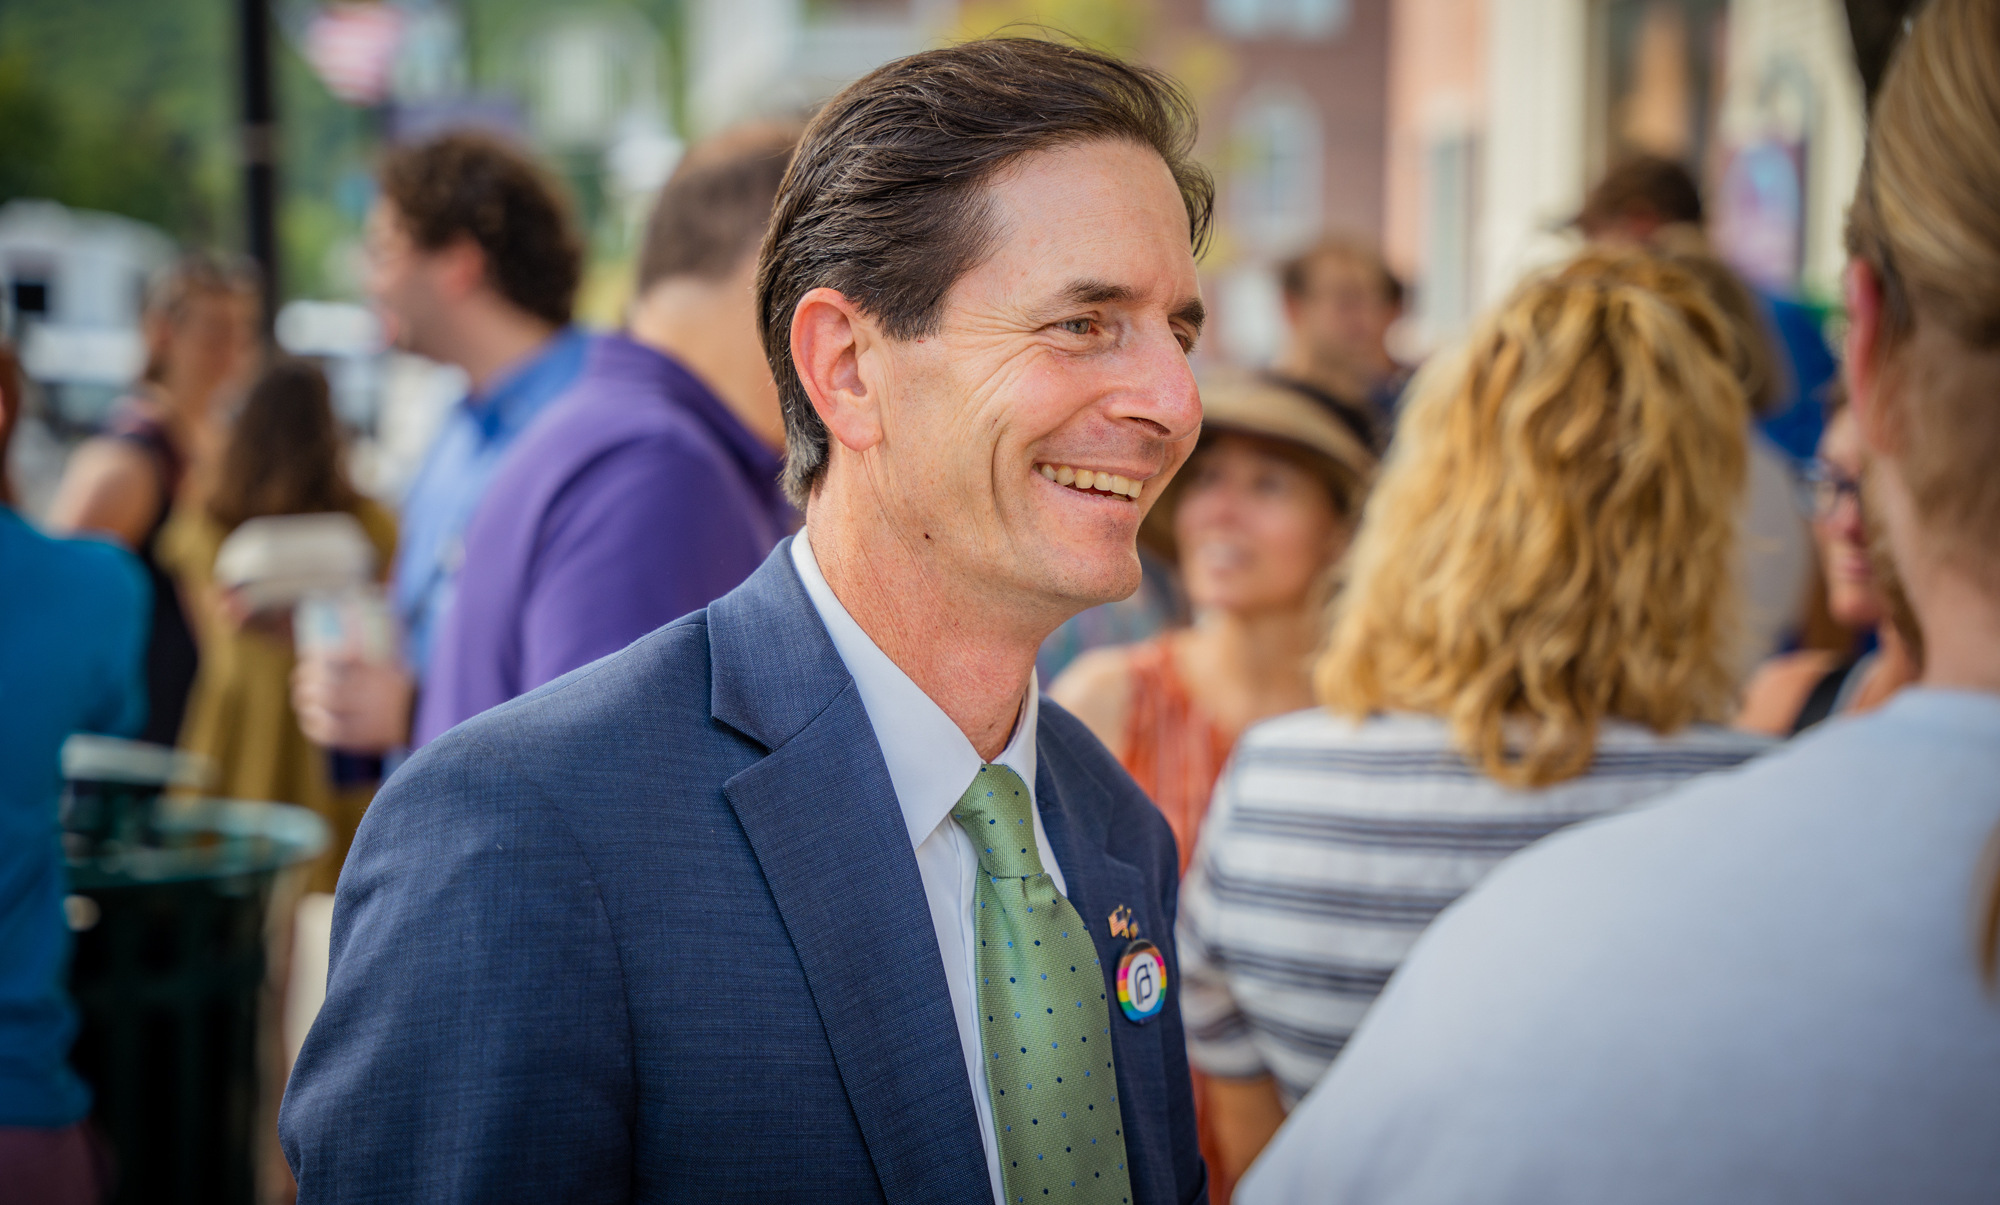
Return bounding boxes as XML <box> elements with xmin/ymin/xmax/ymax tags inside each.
<box><xmin>391</xmin><ymin>328</ymin><xmax>590</xmax><ymax>677</ymax></box>
<box><xmin>1241</xmin><ymin>689</ymin><xmax>2000</xmax><ymax>1204</ymax></box>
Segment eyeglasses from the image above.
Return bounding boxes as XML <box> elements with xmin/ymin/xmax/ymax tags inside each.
<box><xmin>1802</xmin><ymin>459</ymin><xmax>1862</xmax><ymax>519</ymax></box>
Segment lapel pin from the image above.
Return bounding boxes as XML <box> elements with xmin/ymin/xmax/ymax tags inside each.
<box><xmin>1116</xmin><ymin>938</ymin><xmax>1167</xmax><ymax>1023</ymax></box>
<box><xmin>1108</xmin><ymin>905</ymin><xmax>1136</xmax><ymax>939</ymax></box>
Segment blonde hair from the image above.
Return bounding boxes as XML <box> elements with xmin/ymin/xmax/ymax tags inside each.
<box><xmin>1844</xmin><ymin>0</ymin><xmax>2000</xmax><ymax>594</ymax></box>
<box><xmin>1316</xmin><ymin>248</ymin><xmax>1748</xmax><ymax>786</ymax></box>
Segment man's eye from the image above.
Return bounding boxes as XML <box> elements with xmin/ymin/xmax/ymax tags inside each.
<box><xmin>1057</xmin><ymin>317</ymin><xmax>1094</xmax><ymax>336</ymax></box>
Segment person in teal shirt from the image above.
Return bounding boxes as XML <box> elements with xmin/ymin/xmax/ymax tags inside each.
<box><xmin>0</xmin><ymin>342</ymin><xmax>150</xmax><ymax>1196</ymax></box>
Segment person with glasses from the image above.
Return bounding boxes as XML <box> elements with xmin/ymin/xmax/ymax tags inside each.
<box><xmin>1735</xmin><ymin>393</ymin><xmax>1921</xmax><ymax>736</ymax></box>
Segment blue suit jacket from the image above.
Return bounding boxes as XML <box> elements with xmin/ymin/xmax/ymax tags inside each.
<box><xmin>280</xmin><ymin>542</ymin><xmax>1208</xmax><ymax>1204</ymax></box>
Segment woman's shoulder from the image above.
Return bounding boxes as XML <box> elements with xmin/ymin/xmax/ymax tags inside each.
<box><xmin>0</xmin><ymin>512</ymin><xmax>149</xmax><ymax>632</ymax></box>
<box><xmin>1593</xmin><ymin>714</ymin><xmax>1777</xmax><ymax>770</ymax></box>
<box><xmin>1735</xmin><ymin>649</ymin><xmax>1844</xmax><ymax>737</ymax></box>
<box><xmin>1236</xmin><ymin>707</ymin><xmax>1452</xmax><ymax>754</ymax></box>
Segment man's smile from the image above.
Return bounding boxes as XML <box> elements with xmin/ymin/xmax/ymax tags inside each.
<box><xmin>1034</xmin><ymin>462</ymin><xmax>1146</xmax><ymax>500</ymax></box>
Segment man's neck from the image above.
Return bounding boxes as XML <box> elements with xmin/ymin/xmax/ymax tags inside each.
<box><xmin>1913</xmin><ymin>565</ymin><xmax>2000</xmax><ymax>694</ymax></box>
<box><xmin>805</xmin><ymin>504</ymin><xmax>1046</xmax><ymax>762</ymax></box>
<box><xmin>438</xmin><ymin>298</ymin><xmax>559</xmax><ymax>395</ymax></box>
<box><xmin>1880</xmin><ymin>465</ymin><xmax>2000</xmax><ymax>696</ymax></box>
<box><xmin>628</xmin><ymin>270</ymin><xmax>785</xmax><ymax>450</ymax></box>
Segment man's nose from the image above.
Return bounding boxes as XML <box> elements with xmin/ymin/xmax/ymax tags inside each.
<box><xmin>1109</xmin><ymin>329</ymin><xmax>1202</xmax><ymax>443</ymax></box>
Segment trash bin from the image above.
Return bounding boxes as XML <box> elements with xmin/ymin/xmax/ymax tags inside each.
<box><xmin>61</xmin><ymin>736</ymin><xmax>326</xmax><ymax>1205</ymax></box>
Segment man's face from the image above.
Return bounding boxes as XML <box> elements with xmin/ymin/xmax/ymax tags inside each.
<box><xmin>1290</xmin><ymin>255</ymin><xmax>1396</xmax><ymax>380</ymax></box>
<box><xmin>364</xmin><ymin>200</ymin><xmax>444</xmax><ymax>357</ymax></box>
<box><xmin>855</xmin><ymin>139</ymin><xmax>1204</xmax><ymax>626</ymax></box>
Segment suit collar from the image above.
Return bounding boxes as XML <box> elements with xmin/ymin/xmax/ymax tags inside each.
<box><xmin>710</xmin><ymin>542</ymin><xmax>991</xmax><ymax>1203</ymax></box>
<box><xmin>1033</xmin><ymin>713</ymin><xmax>1124</xmax><ymax>934</ymax></box>
<box><xmin>706</xmin><ymin>537</ymin><xmax>849</xmax><ymax>751</ymax></box>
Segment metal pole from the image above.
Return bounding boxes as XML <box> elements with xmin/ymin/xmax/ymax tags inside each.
<box><xmin>238</xmin><ymin>0</ymin><xmax>279</xmax><ymax>324</ymax></box>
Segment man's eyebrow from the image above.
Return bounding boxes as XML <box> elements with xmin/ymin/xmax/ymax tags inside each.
<box><xmin>1174</xmin><ymin>296</ymin><xmax>1208</xmax><ymax>334</ymax></box>
<box><xmin>1055</xmin><ymin>279</ymin><xmax>1208</xmax><ymax>333</ymax></box>
<box><xmin>1060</xmin><ymin>279</ymin><xmax>1137</xmax><ymax>307</ymax></box>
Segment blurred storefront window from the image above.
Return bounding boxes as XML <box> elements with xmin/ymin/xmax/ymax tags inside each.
<box><xmin>1209</xmin><ymin>0</ymin><xmax>1352</xmax><ymax>38</ymax></box>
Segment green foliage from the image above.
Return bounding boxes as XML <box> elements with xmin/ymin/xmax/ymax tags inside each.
<box><xmin>0</xmin><ymin>0</ymin><xmax>237</xmax><ymax>246</ymax></box>
<box><xmin>0</xmin><ymin>49</ymin><xmax>229</xmax><ymax>242</ymax></box>
<box><xmin>275</xmin><ymin>35</ymin><xmax>377</xmax><ymax>300</ymax></box>
<box><xmin>0</xmin><ymin>0</ymin><xmax>686</xmax><ymax>303</ymax></box>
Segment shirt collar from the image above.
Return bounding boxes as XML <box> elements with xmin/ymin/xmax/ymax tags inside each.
<box><xmin>593</xmin><ymin>334</ymin><xmax>786</xmax><ymax>488</ymax></box>
<box><xmin>464</xmin><ymin>327</ymin><xmax>590</xmax><ymax>442</ymax></box>
<box><xmin>790</xmin><ymin>529</ymin><xmax>1038</xmax><ymax>851</ymax></box>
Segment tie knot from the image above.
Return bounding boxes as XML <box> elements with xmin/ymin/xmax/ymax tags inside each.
<box><xmin>951</xmin><ymin>764</ymin><xmax>1043</xmax><ymax>880</ymax></box>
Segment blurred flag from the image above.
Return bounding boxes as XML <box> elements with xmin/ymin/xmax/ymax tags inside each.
<box><xmin>306</xmin><ymin>3</ymin><xmax>406</xmax><ymax>106</ymax></box>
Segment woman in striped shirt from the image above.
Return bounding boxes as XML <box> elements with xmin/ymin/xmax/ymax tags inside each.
<box><xmin>1177</xmin><ymin>248</ymin><xmax>1774</xmax><ymax>1174</ymax></box>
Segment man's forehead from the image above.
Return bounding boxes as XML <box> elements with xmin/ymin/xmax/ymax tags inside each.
<box><xmin>975</xmin><ymin>143</ymin><xmax>1203</xmax><ymax>321</ymax></box>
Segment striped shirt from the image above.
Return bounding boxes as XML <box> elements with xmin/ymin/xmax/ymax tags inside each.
<box><xmin>1177</xmin><ymin>710</ymin><xmax>1770</xmax><ymax>1104</ymax></box>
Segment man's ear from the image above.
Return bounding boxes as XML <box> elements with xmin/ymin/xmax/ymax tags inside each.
<box><xmin>1843</xmin><ymin>258</ymin><xmax>1893</xmax><ymax>456</ymax></box>
<box><xmin>434</xmin><ymin>236</ymin><xmax>489</xmax><ymax>303</ymax></box>
<box><xmin>791</xmin><ymin>287</ymin><xmax>884</xmax><ymax>455</ymax></box>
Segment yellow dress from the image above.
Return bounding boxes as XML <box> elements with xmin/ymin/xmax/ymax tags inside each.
<box><xmin>159</xmin><ymin>499</ymin><xmax>398</xmax><ymax>894</ymax></box>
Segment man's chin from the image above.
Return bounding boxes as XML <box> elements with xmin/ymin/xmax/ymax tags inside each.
<box><xmin>1032</xmin><ymin>542</ymin><xmax>1144</xmax><ymax>617</ymax></box>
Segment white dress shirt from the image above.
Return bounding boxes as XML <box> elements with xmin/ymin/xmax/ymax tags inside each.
<box><xmin>790</xmin><ymin>531</ymin><xmax>1066</xmax><ymax>1205</ymax></box>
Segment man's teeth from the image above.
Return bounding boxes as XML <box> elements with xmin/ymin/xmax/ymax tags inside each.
<box><xmin>1036</xmin><ymin>463</ymin><xmax>1143</xmax><ymax>499</ymax></box>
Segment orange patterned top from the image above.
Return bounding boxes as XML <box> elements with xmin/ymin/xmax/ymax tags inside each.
<box><xmin>1116</xmin><ymin>635</ymin><xmax>1243</xmax><ymax>1203</ymax></box>
<box><xmin>1117</xmin><ymin>636</ymin><xmax>1239</xmax><ymax>878</ymax></box>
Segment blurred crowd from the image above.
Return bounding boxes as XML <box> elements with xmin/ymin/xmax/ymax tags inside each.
<box><xmin>4</xmin><ymin>0</ymin><xmax>1999</xmax><ymax>1200</ymax></box>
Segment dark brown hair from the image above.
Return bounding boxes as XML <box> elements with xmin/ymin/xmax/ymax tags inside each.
<box><xmin>1577</xmin><ymin>154</ymin><xmax>1705</xmax><ymax>235</ymax></box>
<box><xmin>378</xmin><ymin>131</ymin><xmax>582</xmax><ymax>327</ymax></box>
<box><xmin>1660</xmin><ymin>245</ymin><xmax>1780</xmax><ymax>416</ymax></box>
<box><xmin>757</xmin><ymin>37</ymin><xmax>1215</xmax><ymax>506</ymax></box>
<box><xmin>1280</xmin><ymin>235</ymin><xmax>1405</xmax><ymax>310</ymax></box>
<box><xmin>637</xmin><ymin>123</ymin><xmax>798</xmax><ymax>295</ymax></box>
<box><xmin>206</xmin><ymin>359</ymin><xmax>361</xmax><ymax>532</ymax></box>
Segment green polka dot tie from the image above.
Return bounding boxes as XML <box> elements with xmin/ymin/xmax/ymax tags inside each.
<box><xmin>953</xmin><ymin>765</ymin><xmax>1132</xmax><ymax>1205</ymax></box>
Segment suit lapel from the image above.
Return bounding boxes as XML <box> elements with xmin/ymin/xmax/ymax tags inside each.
<box><xmin>710</xmin><ymin>544</ymin><xmax>990</xmax><ymax>1204</ymax></box>
<box><xmin>1036</xmin><ymin>727</ymin><xmax>1178</xmax><ymax>1205</ymax></box>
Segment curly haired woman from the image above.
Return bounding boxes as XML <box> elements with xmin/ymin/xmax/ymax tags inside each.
<box><xmin>1177</xmin><ymin>247</ymin><xmax>1773</xmax><ymax>1173</ymax></box>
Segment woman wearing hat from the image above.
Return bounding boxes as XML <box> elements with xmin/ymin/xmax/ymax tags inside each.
<box><xmin>1049</xmin><ymin>370</ymin><xmax>1375</xmax><ymax>1204</ymax></box>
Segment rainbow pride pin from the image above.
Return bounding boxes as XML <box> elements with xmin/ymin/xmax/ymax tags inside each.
<box><xmin>1116</xmin><ymin>939</ymin><xmax>1167</xmax><ymax>1023</ymax></box>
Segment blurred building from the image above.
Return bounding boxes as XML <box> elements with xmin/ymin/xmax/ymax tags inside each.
<box><xmin>1156</xmin><ymin>0</ymin><xmax>1394</xmax><ymax>367</ymax></box>
<box><xmin>1387</xmin><ymin>0</ymin><xmax>1867</xmax><ymax>348</ymax></box>
<box><xmin>671</xmin><ymin>0</ymin><xmax>1394</xmax><ymax>368</ymax></box>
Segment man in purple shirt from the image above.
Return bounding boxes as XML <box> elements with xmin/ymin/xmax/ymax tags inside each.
<box><xmin>414</xmin><ymin>124</ymin><xmax>798</xmax><ymax>745</ymax></box>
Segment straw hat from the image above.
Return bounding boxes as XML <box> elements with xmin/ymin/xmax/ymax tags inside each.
<box><xmin>1140</xmin><ymin>368</ymin><xmax>1378</xmax><ymax>563</ymax></box>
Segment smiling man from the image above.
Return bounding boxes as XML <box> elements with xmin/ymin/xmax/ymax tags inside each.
<box><xmin>280</xmin><ymin>39</ymin><xmax>1212</xmax><ymax>1205</ymax></box>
